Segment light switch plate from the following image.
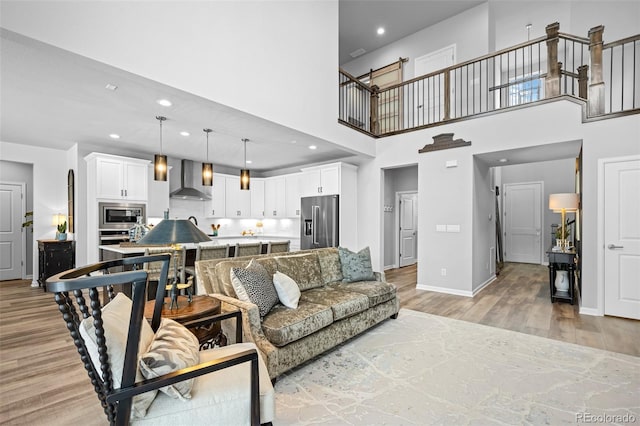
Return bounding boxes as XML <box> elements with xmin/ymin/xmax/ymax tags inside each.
<box><xmin>446</xmin><ymin>224</ymin><xmax>460</xmax><ymax>232</ymax></box>
<box><xmin>436</xmin><ymin>224</ymin><xmax>447</xmax><ymax>232</ymax></box>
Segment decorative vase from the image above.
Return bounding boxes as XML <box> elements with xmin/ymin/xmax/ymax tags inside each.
<box><xmin>554</xmin><ymin>270</ymin><xmax>569</xmax><ymax>292</ymax></box>
<box><xmin>56</xmin><ymin>232</ymin><xmax>67</xmax><ymax>241</ymax></box>
<box><xmin>129</xmin><ymin>216</ymin><xmax>149</xmax><ymax>242</ymax></box>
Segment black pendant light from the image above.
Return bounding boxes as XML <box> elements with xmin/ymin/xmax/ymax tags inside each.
<box><xmin>240</xmin><ymin>138</ymin><xmax>250</xmax><ymax>190</ymax></box>
<box><xmin>202</xmin><ymin>128</ymin><xmax>213</xmax><ymax>186</ymax></box>
<box><xmin>154</xmin><ymin>116</ymin><xmax>167</xmax><ymax>181</ymax></box>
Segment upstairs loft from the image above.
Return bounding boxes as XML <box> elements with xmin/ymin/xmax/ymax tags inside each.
<box><xmin>338</xmin><ymin>22</ymin><xmax>640</xmax><ymax>138</ymax></box>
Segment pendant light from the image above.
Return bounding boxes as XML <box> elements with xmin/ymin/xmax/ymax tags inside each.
<box><xmin>240</xmin><ymin>138</ymin><xmax>250</xmax><ymax>190</ymax></box>
<box><xmin>202</xmin><ymin>128</ymin><xmax>213</xmax><ymax>186</ymax></box>
<box><xmin>154</xmin><ymin>116</ymin><xmax>168</xmax><ymax>181</ymax></box>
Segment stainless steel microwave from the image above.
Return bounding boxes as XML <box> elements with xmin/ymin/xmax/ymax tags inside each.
<box><xmin>99</xmin><ymin>202</ymin><xmax>146</xmax><ymax>229</ymax></box>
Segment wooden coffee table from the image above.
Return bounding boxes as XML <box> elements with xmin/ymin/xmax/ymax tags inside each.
<box><xmin>144</xmin><ymin>295</ymin><xmax>226</xmax><ymax>349</ymax></box>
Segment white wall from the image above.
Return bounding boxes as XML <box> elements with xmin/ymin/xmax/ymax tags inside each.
<box><xmin>500</xmin><ymin>158</ymin><xmax>576</xmax><ymax>255</ymax></box>
<box><xmin>0</xmin><ymin>141</ymin><xmax>71</xmax><ymax>285</ymax></box>
<box><xmin>472</xmin><ymin>158</ymin><xmax>494</xmax><ymax>292</ymax></box>
<box><xmin>0</xmin><ymin>160</ymin><xmax>34</xmax><ymax>276</ymax></box>
<box><xmin>0</xmin><ymin>0</ymin><xmax>375</xmax><ymax>158</ymax></box>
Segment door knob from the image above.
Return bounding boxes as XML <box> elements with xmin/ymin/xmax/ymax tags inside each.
<box><xmin>607</xmin><ymin>244</ymin><xmax>624</xmax><ymax>249</ymax></box>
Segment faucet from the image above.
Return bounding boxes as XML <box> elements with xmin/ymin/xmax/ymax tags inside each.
<box><xmin>188</xmin><ymin>216</ymin><xmax>198</xmax><ymax>226</ymax></box>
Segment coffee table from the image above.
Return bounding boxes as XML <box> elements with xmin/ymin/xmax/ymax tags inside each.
<box><xmin>144</xmin><ymin>295</ymin><xmax>226</xmax><ymax>349</ymax></box>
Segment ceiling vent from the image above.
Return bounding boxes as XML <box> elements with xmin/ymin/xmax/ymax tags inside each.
<box><xmin>350</xmin><ymin>48</ymin><xmax>366</xmax><ymax>58</ymax></box>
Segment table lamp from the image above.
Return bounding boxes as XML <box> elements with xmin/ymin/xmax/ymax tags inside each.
<box><xmin>549</xmin><ymin>193</ymin><xmax>579</xmax><ymax>250</ymax></box>
<box><xmin>137</xmin><ymin>219</ymin><xmax>210</xmax><ymax>308</ymax></box>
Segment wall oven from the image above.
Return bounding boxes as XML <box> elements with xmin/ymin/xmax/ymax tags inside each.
<box><xmin>98</xmin><ymin>202</ymin><xmax>146</xmax><ymax>245</ymax></box>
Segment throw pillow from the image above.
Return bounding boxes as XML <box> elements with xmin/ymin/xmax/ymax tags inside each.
<box><xmin>139</xmin><ymin>318</ymin><xmax>200</xmax><ymax>401</ymax></box>
<box><xmin>231</xmin><ymin>259</ymin><xmax>279</xmax><ymax>317</ymax></box>
<box><xmin>275</xmin><ymin>253</ymin><xmax>324</xmax><ymax>290</ymax></box>
<box><xmin>79</xmin><ymin>293</ymin><xmax>157</xmax><ymax>418</ymax></box>
<box><xmin>338</xmin><ymin>246</ymin><xmax>375</xmax><ymax>282</ymax></box>
<box><xmin>272</xmin><ymin>271</ymin><xmax>301</xmax><ymax>309</ymax></box>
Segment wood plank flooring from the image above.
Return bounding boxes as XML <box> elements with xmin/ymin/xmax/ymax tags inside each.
<box><xmin>1</xmin><ymin>262</ymin><xmax>637</xmax><ymax>424</ymax></box>
<box><xmin>388</xmin><ymin>262</ymin><xmax>640</xmax><ymax>356</ymax></box>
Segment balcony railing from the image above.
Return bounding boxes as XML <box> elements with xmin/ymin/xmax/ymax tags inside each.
<box><xmin>339</xmin><ymin>23</ymin><xmax>640</xmax><ymax>137</ymax></box>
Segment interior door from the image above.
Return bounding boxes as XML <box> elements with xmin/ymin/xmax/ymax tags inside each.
<box><xmin>604</xmin><ymin>158</ymin><xmax>640</xmax><ymax>319</ymax></box>
<box><xmin>399</xmin><ymin>192</ymin><xmax>418</xmax><ymax>267</ymax></box>
<box><xmin>504</xmin><ymin>182</ymin><xmax>542</xmax><ymax>264</ymax></box>
<box><xmin>371</xmin><ymin>61</ymin><xmax>403</xmax><ymax>134</ymax></box>
<box><xmin>414</xmin><ymin>45</ymin><xmax>455</xmax><ymax>124</ymax></box>
<box><xmin>0</xmin><ymin>183</ymin><xmax>24</xmax><ymax>280</ymax></box>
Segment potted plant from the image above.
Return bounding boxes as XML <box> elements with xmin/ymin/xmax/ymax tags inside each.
<box><xmin>555</xmin><ymin>220</ymin><xmax>571</xmax><ymax>248</ymax></box>
<box><xmin>57</xmin><ymin>220</ymin><xmax>67</xmax><ymax>241</ymax></box>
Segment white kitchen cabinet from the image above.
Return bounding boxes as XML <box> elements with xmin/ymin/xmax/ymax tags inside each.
<box><xmin>208</xmin><ymin>174</ymin><xmax>226</xmax><ymax>217</ymax></box>
<box><xmin>284</xmin><ymin>173</ymin><xmax>301</xmax><ymax>217</ymax></box>
<box><xmin>251</xmin><ymin>179</ymin><xmax>265</xmax><ymax>218</ymax></box>
<box><xmin>147</xmin><ymin>165</ymin><xmax>169</xmax><ymax>218</ymax></box>
<box><xmin>299</xmin><ymin>164</ymin><xmax>340</xmax><ymax>197</ymax></box>
<box><xmin>264</xmin><ymin>177</ymin><xmax>286</xmax><ymax>217</ymax></box>
<box><xmin>89</xmin><ymin>153</ymin><xmax>149</xmax><ymax>201</ymax></box>
<box><xmin>225</xmin><ymin>176</ymin><xmax>251</xmax><ymax>217</ymax></box>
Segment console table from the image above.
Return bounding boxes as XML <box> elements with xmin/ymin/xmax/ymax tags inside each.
<box><xmin>547</xmin><ymin>248</ymin><xmax>577</xmax><ymax>304</ymax></box>
<box><xmin>38</xmin><ymin>239</ymin><xmax>75</xmax><ymax>292</ymax></box>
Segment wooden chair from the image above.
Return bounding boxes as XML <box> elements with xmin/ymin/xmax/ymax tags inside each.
<box><xmin>45</xmin><ymin>254</ymin><xmax>274</xmax><ymax>426</ymax></box>
<box><xmin>266</xmin><ymin>240</ymin><xmax>290</xmax><ymax>254</ymax></box>
<box><xmin>234</xmin><ymin>242</ymin><xmax>262</xmax><ymax>257</ymax></box>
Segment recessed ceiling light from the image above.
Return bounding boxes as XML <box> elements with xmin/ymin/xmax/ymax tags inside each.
<box><xmin>246</xmin><ymin>160</ymin><xmax>252</xmax><ymax>164</ymax></box>
<box><xmin>109</xmin><ymin>134</ymin><xmax>120</xmax><ymax>139</ymax></box>
<box><xmin>377</xmin><ymin>27</ymin><xmax>385</xmax><ymax>35</ymax></box>
<box><xmin>499</xmin><ymin>158</ymin><xmax>508</xmax><ymax>163</ymax></box>
<box><xmin>157</xmin><ymin>99</ymin><xmax>172</xmax><ymax>107</ymax></box>
<box><xmin>309</xmin><ymin>145</ymin><xmax>317</xmax><ymax>150</ymax></box>
<box><xmin>105</xmin><ymin>83</ymin><xmax>118</xmax><ymax>91</ymax></box>
<box><xmin>180</xmin><ymin>131</ymin><xmax>190</xmax><ymax>136</ymax></box>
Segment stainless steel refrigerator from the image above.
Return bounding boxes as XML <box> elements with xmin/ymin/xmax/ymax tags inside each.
<box><xmin>300</xmin><ymin>195</ymin><xmax>339</xmax><ymax>249</ymax></box>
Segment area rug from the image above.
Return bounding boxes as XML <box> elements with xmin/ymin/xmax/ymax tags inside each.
<box><xmin>274</xmin><ymin>309</ymin><xmax>639</xmax><ymax>425</ymax></box>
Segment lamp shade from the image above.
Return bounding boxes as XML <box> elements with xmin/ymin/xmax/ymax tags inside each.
<box><xmin>137</xmin><ymin>219</ymin><xmax>210</xmax><ymax>245</ymax></box>
<box><xmin>549</xmin><ymin>193</ymin><xmax>579</xmax><ymax>212</ymax></box>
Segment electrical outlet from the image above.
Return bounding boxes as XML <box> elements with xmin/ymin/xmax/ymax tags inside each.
<box><xmin>441</xmin><ymin>268</ymin><xmax>447</xmax><ymax>276</ymax></box>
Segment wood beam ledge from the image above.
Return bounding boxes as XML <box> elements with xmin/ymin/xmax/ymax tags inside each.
<box><xmin>419</xmin><ymin>133</ymin><xmax>471</xmax><ymax>154</ymax></box>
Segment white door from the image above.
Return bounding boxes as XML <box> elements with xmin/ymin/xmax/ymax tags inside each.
<box><xmin>398</xmin><ymin>192</ymin><xmax>418</xmax><ymax>267</ymax></box>
<box><xmin>504</xmin><ymin>182</ymin><xmax>542</xmax><ymax>264</ymax></box>
<box><xmin>604</xmin><ymin>158</ymin><xmax>640</xmax><ymax>319</ymax></box>
<box><xmin>0</xmin><ymin>183</ymin><xmax>24</xmax><ymax>280</ymax></box>
<box><xmin>414</xmin><ymin>45</ymin><xmax>455</xmax><ymax>124</ymax></box>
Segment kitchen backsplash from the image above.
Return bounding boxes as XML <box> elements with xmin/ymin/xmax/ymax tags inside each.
<box><xmin>148</xmin><ymin>199</ymin><xmax>299</xmax><ymax>237</ymax></box>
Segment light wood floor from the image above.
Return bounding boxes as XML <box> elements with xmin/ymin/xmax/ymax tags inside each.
<box><xmin>387</xmin><ymin>262</ymin><xmax>640</xmax><ymax>357</ymax></box>
<box><xmin>1</xmin><ymin>263</ymin><xmax>638</xmax><ymax>424</ymax></box>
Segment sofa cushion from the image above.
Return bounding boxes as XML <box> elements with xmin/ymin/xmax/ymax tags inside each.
<box><xmin>231</xmin><ymin>259</ymin><xmax>279</xmax><ymax>318</ymax></box>
<box><xmin>261</xmin><ymin>301</ymin><xmax>333</xmax><ymax>347</ymax></box>
<box><xmin>338</xmin><ymin>246</ymin><xmax>375</xmax><ymax>282</ymax></box>
<box><xmin>330</xmin><ymin>280</ymin><xmax>397</xmax><ymax>307</ymax></box>
<box><xmin>275</xmin><ymin>253</ymin><xmax>324</xmax><ymax>291</ymax></box>
<box><xmin>273</xmin><ymin>271</ymin><xmax>301</xmax><ymax>309</ymax></box>
<box><xmin>316</xmin><ymin>247</ymin><xmax>343</xmax><ymax>284</ymax></box>
<box><xmin>300</xmin><ymin>287</ymin><xmax>369</xmax><ymax>321</ymax></box>
<box><xmin>215</xmin><ymin>257</ymin><xmax>277</xmax><ymax>298</ymax></box>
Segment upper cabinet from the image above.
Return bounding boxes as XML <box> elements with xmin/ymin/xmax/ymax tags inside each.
<box><xmin>207</xmin><ymin>174</ymin><xmax>226</xmax><ymax>217</ymax></box>
<box><xmin>299</xmin><ymin>164</ymin><xmax>340</xmax><ymax>197</ymax></box>
<box><xmin>225</xmin><ymin>177</ymin><xmax>251</xmax><ymax>218</ymax></box>
<box><xmin>264</xmin><ymin>177</ymin><xmax>286</xmax><ymax>217</ymax></box>
<box><xmin>284</xmin><ymin>173</ymin><xmax>301</xmax><ymax>217</ymax></box>
<box><xmin>86</xmin><ymin>153</ymin><xmax>149</xmax><ymax>201</ymax></box>
<box><xmin>147</xmin><ymin>164</ymin><xmax>170</xmax><ymax>217</ymax></box>
<box><xmin>250</xmin><ymin>179</ymin><xmax>265</xmax><ymax>218</ymax></box>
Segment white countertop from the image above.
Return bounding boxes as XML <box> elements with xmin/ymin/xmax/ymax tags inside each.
<box><xmin>99</xmin><ymin>236</ymin><xmax>296</xmax><ymax>254</ymax></box>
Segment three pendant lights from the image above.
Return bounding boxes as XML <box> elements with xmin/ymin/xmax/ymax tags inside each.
<box><xmin>153</xmin><ymin>117</ymin><xmax>250</xmax><ymax>190</ymax></box>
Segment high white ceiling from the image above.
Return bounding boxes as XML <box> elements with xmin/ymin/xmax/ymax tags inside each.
<box><xmin>1</xmin><ymin>2</ymin><xmax>487</xmax><ymax>173</ymax></box>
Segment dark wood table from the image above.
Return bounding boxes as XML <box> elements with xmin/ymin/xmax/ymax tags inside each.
<box><xmin>144</xmin><ymin>295</ymin><xmax>225</xmax><ymax>349</ymax></box>
<box><xmin>546</xmin><ymin>248</ymin><xmax>577</xmax><ymax>304</ymax></box>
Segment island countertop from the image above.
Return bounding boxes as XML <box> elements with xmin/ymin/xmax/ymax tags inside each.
<box><xmin>99</xmin><ymin>236</ymin><xmax>296</xmax><ymax>255</ymax></box>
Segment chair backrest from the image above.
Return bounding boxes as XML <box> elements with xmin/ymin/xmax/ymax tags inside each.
<box><xmin>144</xmin><ymin>246</ymin><xmax>185</xmax><ymax>282</ymax></box>
<box><xmin>197</xmin><ymin>244</ymin><xmax>230</xmax><ymax>261</ymax></box>
<box><xmin>266</xmin><ymin>240</ymin><xmax>290</xmax><ymax>254</ymax></box>
<box><xmin>45</xmin><ymin>254</ymin><xmax>171</xmax><ymax>424</ymax></box>
<box><xmin>234</xmin><ymin>242</ymin><xmax>262</xmax><ymax>257</ymax></box>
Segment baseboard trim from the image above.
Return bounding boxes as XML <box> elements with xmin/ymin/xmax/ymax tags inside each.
<box><xmin>383</xmin><ymin>264</ymin><xmax>397</xmax><ymax>271</ymax></box>
<box><xmin>416</xmin><ymin>284</ymin><xmax>473</xmax><ymax>297</ymax></box>
<box><xmin>30</xmin><ymin>280</ymin><xmax>39</xmax><ymax>287</ymax></box>
<box><xmin>472</xmin><ymin>275</ymin><xmax>496</xmax><ymax>296</ymax></box>
<box><xmin>579</xmin><ymin>306</ymin><xmax>602</xmax><ymax>316</ymax></box>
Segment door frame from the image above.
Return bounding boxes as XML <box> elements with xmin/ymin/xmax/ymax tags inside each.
<box><xmin>502</xmin><ymin>181</ymin><xmax>544</xmax><ymax>264</ymax></box>
<box><xmin>395</xmin><ymin>190</ymin><xmax>418</xmax><ymax>268</ymax></box>
<box><xmin>1</xmin><ymin>181</ymin><xmax>27</xmax><ymax>280</ymax></box>
<box><xmin>596</xmin><ymin>154</ymin><xmax>640</xmax><ymax>316</ymax></box>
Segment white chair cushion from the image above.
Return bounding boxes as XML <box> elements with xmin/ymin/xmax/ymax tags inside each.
<box><xmin>133</xmin><ymin>343</ymin><xmax>275</xmax><ymax>425</ymax></box>
<box><xmin>79</xmin><ymin>293</ymin><xmax>157</xmax><ymax>418</ymax></box>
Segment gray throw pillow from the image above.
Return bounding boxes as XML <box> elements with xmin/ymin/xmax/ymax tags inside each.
<box><xmin>231</xmin><ymin>259</ymin><xmax>279</xmax><ymax>317</ymax></box>
<box><xmin>338</xmin><ymin>246</ymin><xmax>375</xmax><ymax>282</ymax></box>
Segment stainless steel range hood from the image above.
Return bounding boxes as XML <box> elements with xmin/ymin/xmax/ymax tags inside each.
<box><xmin>170</xmin><ymin>159</ymin><xmax>211</xmax><ymax>200</ymax></box>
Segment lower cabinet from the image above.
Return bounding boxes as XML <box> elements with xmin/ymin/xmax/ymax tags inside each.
<box><xmin>38</xmin><ymin>240</ymin><xmax>76</xmax><ymax>291</ymax></box>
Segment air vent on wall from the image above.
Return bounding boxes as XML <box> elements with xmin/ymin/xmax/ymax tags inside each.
<box><xmin>350</xmin><ymin>48</ymin><xmax>366</xmax><ymax>58</ymax></box>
